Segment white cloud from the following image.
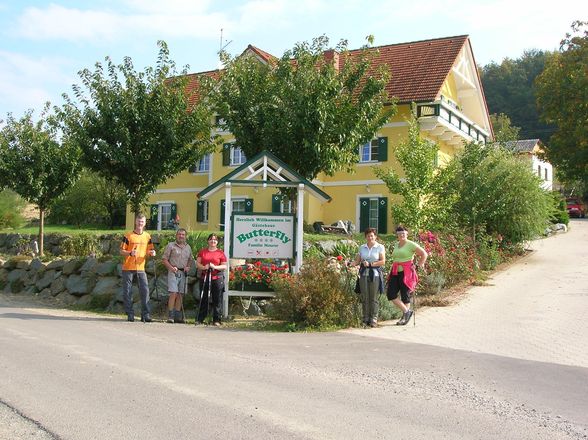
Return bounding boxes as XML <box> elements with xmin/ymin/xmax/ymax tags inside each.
<box><xmin>122</xmin><ymin>0</ymin><xmax>214</xmax><ymax>14</ymax></box>
<box><xmin>12</xmin><ymin>2</ymin><xmax>233</xmax><ymax>42</ymax></box>
<box><xmin>16</xmin><ymin>4</ymin><xmax>122</xmax><ymax>42</ymax></box>
<box><xmin>0</xmin><ymin>50</ymin><xmax>73</xmax><ymax>116</ymax></box>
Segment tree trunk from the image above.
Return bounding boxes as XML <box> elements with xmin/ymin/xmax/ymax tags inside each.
<box><xmin>39</xmin><ymin>208</ymin><xmax>45</xmax><ymax>257</ymax></box>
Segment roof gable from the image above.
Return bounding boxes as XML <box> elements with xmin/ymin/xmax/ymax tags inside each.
<box><xmin>198</xmin><ymin>150</ymin><xmax>331</xmax><ymax>203</ymax></box>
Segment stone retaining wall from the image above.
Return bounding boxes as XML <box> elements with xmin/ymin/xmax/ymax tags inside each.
<box><xmin>0</xmin><ymin>233</ymin><xmax>122</xmax><ymax>257</ymax></box>
<box><xmin>0</xmin><ymin>256</ymin><xmax>200</xmax><ymax>315</ymax></box>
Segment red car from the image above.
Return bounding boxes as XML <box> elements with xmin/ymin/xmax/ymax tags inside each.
<box><xmin>566</xmin><ymin>198</ymin><xmax>586</xmax><ymax>218</ymax></box>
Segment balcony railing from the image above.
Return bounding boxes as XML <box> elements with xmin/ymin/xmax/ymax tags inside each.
<box><xmin>417</xmin><ymin>102</ymin><xmax>488</xmax><ymax>144</ymax></box>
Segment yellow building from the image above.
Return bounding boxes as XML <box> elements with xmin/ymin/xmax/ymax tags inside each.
<box><xmin>132</xmin><ymin>35</ymin><xmax>492</xmax><ymax>234</ymax></box>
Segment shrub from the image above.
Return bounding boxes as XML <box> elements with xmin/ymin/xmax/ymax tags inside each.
<box><xmin>435</xmin><ymin>143</ymin><xmax>554</xmax><ymax>244</ymax></box>
<box><xmin>550</xmin><ymin>191</ymin><xmax>569</xmax><ymax>225</ymax></box>
<box><xmin>0</xmin><ymin>190</ymin><xmax>26</xmax><ymax>229</ymax></box>
<box><xmin>476</xmin><ymin>234</ymin><xmax>503</xmax><ymax>270</ymax></box>
<box><xmin>417</xmin><ymin>230</ymin><xmax>478</xmax><ymax>286</ymax></box>
<box><xmin>61</xmin><ymin>234</ymin><xmax>101</xmax><ymax>257</ymax></box>
<box><xmin>377</xmin><ymin>294</ymin><xmax>402</xmax><ymax>321</ymax></box>
<box><xmin>418</xmin><ymin>272</ymin><xmax>446</xmax><ymax>296</ymax></box>
<box><xmin>269</xmin><ymin>257</ymin><xmax>360</xmax><ymax>329</ymax></box>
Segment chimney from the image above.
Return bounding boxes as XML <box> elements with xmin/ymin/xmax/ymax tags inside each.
<box><xmin>324</xmin><ymin>49</ymin><xmax>340</xmax><ymax>72</ymax></box>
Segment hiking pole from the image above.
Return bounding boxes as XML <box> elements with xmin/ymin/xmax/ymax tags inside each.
<box><xmin>196</xmin><ymin>268</ymin><xmax>211</xmax><ymax>324</ymax></box>
<box><xmin>181</xmin><ymin>268</ymin><xmax>188</xmax><ymax>323</ymax></box>
<box><xmin>412</xmin><ymin>264</ymin><xmax>418</xmax><ymax>327</ymax></box>
<box><xmin>412</xmin><ymin>290</ymin><xmax>417</xmax><ymax>327</ymax></box>
<box><xmin>206</xmin><ymin>267</ymin><xmax>213</xmax><ymax>322</ymax></box>
<box><xmin>196</xmin><ymin>269</ymin><xmax>207</xmax><ymax>324</ymax></box>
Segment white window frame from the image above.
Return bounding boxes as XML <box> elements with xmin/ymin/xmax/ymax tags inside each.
<box><xmin>158</xmin><ymin>203</ymin><xmax>173</xmax><ymax>231</ymax></box>
<box><xmin>199</xmin><ymin>200</ymin><xmax>209</xmax><ymax>224</ymax></box>
<box><xmin>232</xmin><ymin>198</ymin><xmax>247</xmax><ymax>213</ymax></box>
<box><xmin>195</xmin><ymin>154</ymin><xmax>210</xmax><ymax>173</ymax></box>
<box><xmin>359</xmin><ymin>139</ymin><xmax>379</xmax><ymax>163</ymax></box>
<box><xmin>230</xmin><ymin>147</ymin><xmax>246</xmax><ymax>166</ymax></box>
<box><xmin>368</xmin><ymin>198</ymin><xmax>379</xmax><ymax>229</ymax></box>
<box><xmin>280</xmin><ymin>199</ymin><xmax>293</xmax><ymax>214</ymax></box>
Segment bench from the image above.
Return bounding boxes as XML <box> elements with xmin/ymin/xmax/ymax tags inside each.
<box><xmin>227</xmin><ymin>289</ymin><xmax>276</xmax><ymax>298</ymax></box>
<box><xmin>320</xmin><ymin>225</ymin><xmax>348</xmax><ymax>234</ymax></box>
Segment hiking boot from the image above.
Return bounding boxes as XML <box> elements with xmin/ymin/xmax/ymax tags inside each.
<box><xmin>397</xmin><ymin>310</ymin><xmax>413</xmax><ymax>326</ymax></box>
<box><xmin>127</xmin><ymin>315</ymin><xmax>135</xmax><ymax>322</ymax></box>
<box><xmin>213</xmin><ymin>321</ymin><xmax>221</xmax><ymax>327</ymax></box>
<box><xmin>174</xmin><ymin>311</ymin><xmax>184</xmax><ymax>324</ymax></box>
<box><xmin>141</xmin><ymin>315</ymin><xmax>152</xmax><ymax>323</ymax></box>
<box><xmin>369</xmin><ymin>320</ymin><xmax>378</xmax><ymax>328</ymax></box>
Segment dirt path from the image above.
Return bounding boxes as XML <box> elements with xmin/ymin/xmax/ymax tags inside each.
<box><xmin>344</xmin><ymin>219</ymin><xmax>588</xmax><ymax>368</ymax></box>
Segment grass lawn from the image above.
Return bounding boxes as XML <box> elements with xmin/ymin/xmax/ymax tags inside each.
<box><xmin>0</xmin><ymin>225</ymin><xmax>125</xmax><ymax>235</ymax></box>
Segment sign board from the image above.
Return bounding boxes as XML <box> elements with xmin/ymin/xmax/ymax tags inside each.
<box><xmin>231</xmin><ymin>213</ymin><xmax>295</xmax><ymax>259</ymax></box>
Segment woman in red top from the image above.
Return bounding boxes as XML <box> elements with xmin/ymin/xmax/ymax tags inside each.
<box><xmin>196</xmin><ymin>233</ymin><xmax>227</xmax><ymax>326</ymax></box>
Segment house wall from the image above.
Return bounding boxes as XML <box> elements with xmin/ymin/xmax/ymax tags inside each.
<box><xmin>128</xmin><ymin>99</ymin><xmax>477</xmax><ymax>232</ymax></box>
<box><xmin>531</xmin><ymin>154</ymin><xmax>553</xmax><ymax>191</ymax></box>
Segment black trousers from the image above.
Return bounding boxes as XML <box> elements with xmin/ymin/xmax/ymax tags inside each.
<box><xmin>197</xmin><ymin>277</ymin><xmax>223</xmax><ymax>323</ymax></box>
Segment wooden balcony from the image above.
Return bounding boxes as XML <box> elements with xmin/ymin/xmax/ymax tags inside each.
<box><xmin>417</xmin><ymin>101</ymin><xmax>489</xmax><ymax>146</ymax></box>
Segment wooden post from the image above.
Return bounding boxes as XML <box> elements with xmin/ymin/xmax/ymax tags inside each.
<box><xmin>223</xmin><ymin>182</ymin><xmax>232</xmax><ymax>317</ymax></box>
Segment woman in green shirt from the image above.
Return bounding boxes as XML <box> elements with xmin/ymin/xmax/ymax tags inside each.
<box><xmin>387</xmin><ymin>225</ymin><xmax>427</xmax><ymax>325</ymax></box>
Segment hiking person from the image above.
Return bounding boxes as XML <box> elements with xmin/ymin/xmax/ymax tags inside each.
<box><xmin>350</xmin><ymin>227</ymin><xmax>386</xmax><ymax>328</ymax></box>
<box><xmin>162</xmin><ymin>228</ymin><xmax>193</xmax><ymax>323</ymax></box>
<box><xmin>387</xmin><ymin>225</ymin><xmax>427</xmax><ymax>325</ymax></box>
<box><xmin>120</xmin><ymin>213</ymin><xmax>156</xmax><ymax>322</ymax></box>
<box><xmin>195</xmin><ymin>233</ymin><xmax>227</xmax><ymax>326</ymax></box>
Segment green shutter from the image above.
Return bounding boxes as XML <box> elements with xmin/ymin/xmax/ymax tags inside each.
<box><xmin>378</xmin><ymin>137</ymin><xmax>388</xmax><ymax>162</ymax></box>
<box><xmin>359</xmin><ymin>198</ymin><xmax>370</xmax><ymax>233</ymax></box>
<box><xmin>220</xmin><ymin>200</ymin><xmax>225</xmax><ymax>231</ymax></box>
<box><xmin>197</xmin><ymin>201</ymin><xmax>205</xmax><ymax>222</ymax></box>
<box><xmin>245</xmin><ymin>199</ymin><xmax>254</xmax><ymax>213</ymax></box>
<box><xmin>378</xmin><ymin>197</ymin><xmax>388</xmax><ymax>234</ymax></box>
<box><xmin>222</xmin><ymin>143</ymin><xmax>231</xmax><ymax>166</ymax></box>
<box><xmin>149</xmin><ymin>204</ymin><xmax>158</xmax><ymax>230</ymax></box>
<box><xmin>271</xmin><ymin>194</ymin><xmax>281</xmax><ymax>213</ymax></box>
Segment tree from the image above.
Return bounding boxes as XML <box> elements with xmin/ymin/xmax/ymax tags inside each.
<box><xmin>536</xmin><ymin>21</ymin><xmax>588</xmax><ymax>185</ymax></box>
<box><xmin>489</xmin><ymin>113</ymin><xmax>521</xmax><ymax>145</ymax></box>
<box><xmin>481</xmin><ymin>50</ymin><xmax>554</xmax><ymax>140</ymax></box>
<box><xmin>373</xmin><ymin>116</ymin><xmax>441</xmax><ymax>232</ymax></box>
<box><xmin>207</xmin><ymin>35</ymin><xmax>395</xmax><ymax>182</ymax></box>
<box><xmin>0</xmin><ymin>107</ymin><xmax>81</xmax><ymax>255</ymax></box>
<box><xmin>49</xmin><ymin>171</ymin><xmax>126</xmax><ymax>228</ymax></box>
<box><xmin>435</xmin><ymin>142</ymin><xmax>553</xmax><ymax>244</ymax></box>
<box><xmin>61</xmin><ymin>41</ymin><xmax>216</xmax><ymax>215</ymax></box>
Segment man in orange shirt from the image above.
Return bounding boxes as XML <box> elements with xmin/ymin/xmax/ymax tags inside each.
<box><xmin>120</xmin><ymin>213</ymin><xmax>156</xmax><ymax>322</ymax></box>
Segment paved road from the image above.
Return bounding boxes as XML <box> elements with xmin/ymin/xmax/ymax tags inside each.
<box><xmin>1</xmin><ymin>221</ymin><xmax>587</xmax><ymax>440</ymax></box>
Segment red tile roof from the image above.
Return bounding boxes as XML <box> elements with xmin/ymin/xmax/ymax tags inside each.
<box><xmin>182</xmin><ymin>35</ymin><xmax>470</xmax><ymax>106</ymax></box>
<box><xmin>347</xmin><ymin>35</ymin><xmax>469</xmax><ymax>103</ymax></box>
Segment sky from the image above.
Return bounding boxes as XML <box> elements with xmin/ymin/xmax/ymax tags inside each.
<box><xmin>0</xmin><ymin>0</ymin><xmax>586</xmax><ymax>118</ymax></box>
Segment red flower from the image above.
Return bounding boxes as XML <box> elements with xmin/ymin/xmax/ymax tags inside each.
<box><xmin>336</xmin><ymin>255</ymin><xmax>343</xmax><ymax>261</ymax></box>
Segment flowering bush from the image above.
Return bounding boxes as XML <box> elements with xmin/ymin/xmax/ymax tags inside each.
<box><xmin>417</xmin><ymin>230</ymin><xmax>478</xmax><ymax>286</ymax></box>
<box><xmin>269</xmin><ymin>256</ymin><xmax>360</xmax><ymax>328</ymax></box>
<box><xmin>229</xmin><ymin>261</ymin><xmax>291</xmax><ymax>289</ymax></box>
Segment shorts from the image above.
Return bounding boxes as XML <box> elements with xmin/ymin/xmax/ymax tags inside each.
<box><xmin>167</xmin><ymin>271</ymin><xmax>187</xmax><ymax>294</ymax></box>
<box><xmin>386</xmin><ymin>270</ymin><xmax>411</xmax><ymax>304</ymax></box>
